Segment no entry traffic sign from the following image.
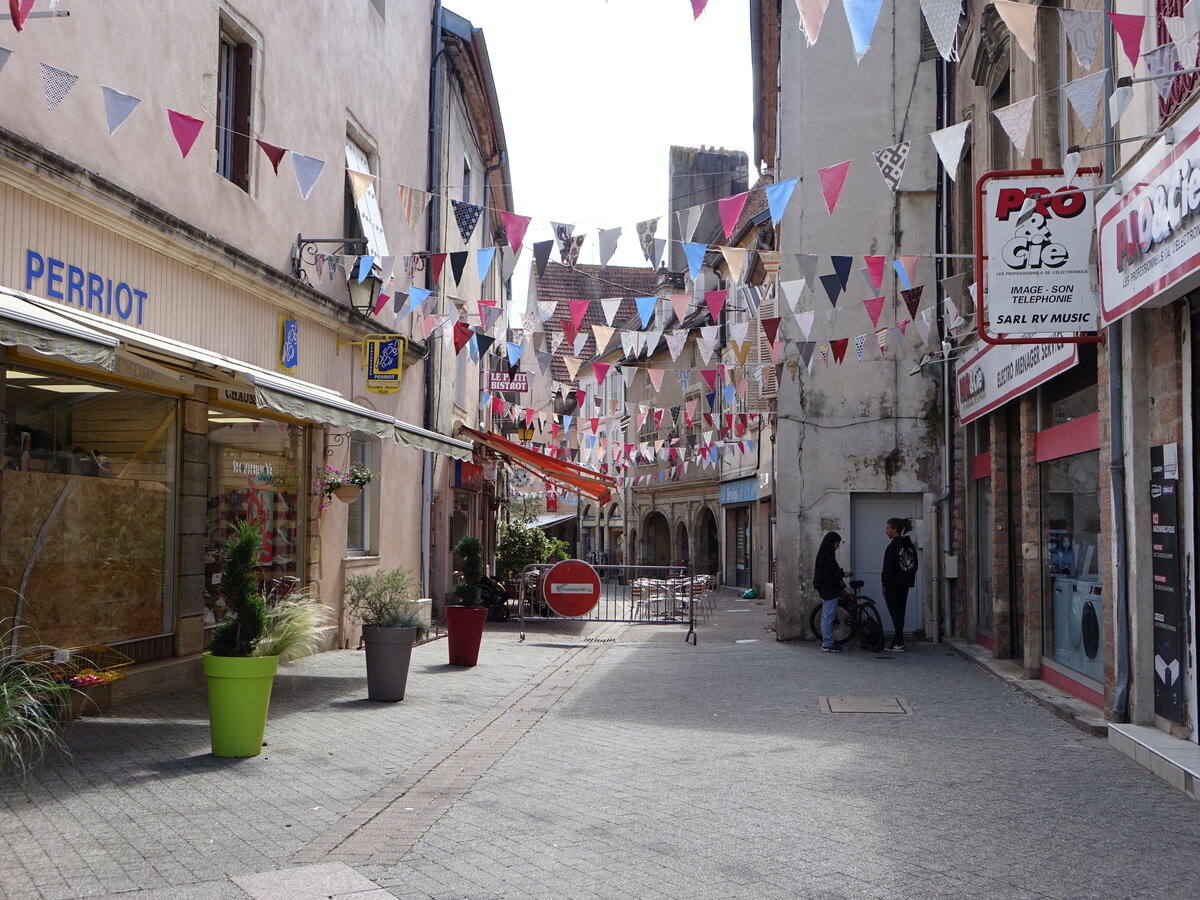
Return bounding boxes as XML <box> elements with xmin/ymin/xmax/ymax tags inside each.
<box><xmin>542</xmin><ymin>559</ymin><xmax>601</xmax><ymax>618</ymax></box>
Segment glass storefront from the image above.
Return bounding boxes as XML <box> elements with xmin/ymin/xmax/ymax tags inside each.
<box><xmin>205</xmin><ymin>408</ymin><xmax>306</xmax><ymax>625</ymax></box>
<box><xmin>1</xmin><ymin>364</ymin><xmax>177</xmax><ymax>647</ymax></box>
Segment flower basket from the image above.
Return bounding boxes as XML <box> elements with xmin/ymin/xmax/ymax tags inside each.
<box><xmin>316</xmin><ymin>461</ymin><xmax>375</xmax><ymax>510</ymax></box>
<box><xmin>334</xmin><ymin>484</ymin><xmax>362</xmax><ymax>502</ymax></box>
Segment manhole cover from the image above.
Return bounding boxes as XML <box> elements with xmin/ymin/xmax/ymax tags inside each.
<box><xmin>820</xmin><ymin>696</ymin><xmax>910</xmax><ymax>714</ymax></box>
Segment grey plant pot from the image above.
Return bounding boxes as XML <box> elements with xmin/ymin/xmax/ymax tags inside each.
<box><xmin>362</xmin><ymin>625</ymin><xmax>417</xmax><ymax>702</ymax></box>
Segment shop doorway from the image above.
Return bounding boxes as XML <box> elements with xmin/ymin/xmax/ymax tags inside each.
<box><xmin>850</xmin><ymin>494</ymin><xmax>924</xmax><ymax>635</ymax></box>
<box><xmin>695</xmin><ymin>507</ymin><xmax>719</xmax><ymax>579</ymax></box>
<box><xmin>727</xmin><ymin>505</ymin><xmax>751</xmax><ymax>588</ymax></box>
<box><xmin>642</xmin><ymin>511</ymin><xmax>671</xmax><ymax>565</ymax></box>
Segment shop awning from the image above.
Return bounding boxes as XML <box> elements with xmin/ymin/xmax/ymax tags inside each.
<box><xmin>459</xmin><ymin>427</ymin><xmax>616</xmax><ymax>504</ymax></box>
<box><xmin>14</xmin><ymin>295</ymin><xmax>469</xmax><ymax>455</ymax></box>
<box><xmin>0</xmin><ymin>288</ymin><xmax>118</xmax><ymax>371</ymax></box>
<box><xmin>395</xmin><ymin>419</ymin><xmax>474</xmax><ymax>461</ymax></box>
<box><xmin>533</xmin><ymin>512</ymin><xmax>576</xmax><ymax>528</ymax></box>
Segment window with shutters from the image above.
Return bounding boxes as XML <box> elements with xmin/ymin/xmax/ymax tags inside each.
<box><xmin>216</xmin><ymin>18</ymin><xmax>256</xmax><ymax>191</ymax></box>
<box><xmin>345</xmin><ymin>134</ymin><xmax>389</xmax><ymax>257</ymax></box>
<box><xmin>750</xmin><ymin>283</ymin><xmax>777</xmax><ymax>410</ymax></box>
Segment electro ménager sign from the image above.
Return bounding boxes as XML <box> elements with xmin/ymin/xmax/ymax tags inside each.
<box><xmin>984</xmin><ymin>176</ymin><xmax>1098</xmax><ymax>333</ymax></box>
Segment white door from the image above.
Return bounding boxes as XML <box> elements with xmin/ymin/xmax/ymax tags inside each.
<box><xmin>850</xmin><ymin>494</ymin><xmax>924</xmax><ymax>635</ymax></box>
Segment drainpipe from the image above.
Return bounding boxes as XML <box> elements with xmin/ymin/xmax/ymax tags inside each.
<box><xmin>932</xmin><ymin>51</ymin><xmax>954</xmax><ymax>642</ymax></box>
<box><xmin>1104</xmin><ymin>0</ymin><xmax>1130</xmax><ymax>722</ymax></box>
<box><xmin>422</xmin><ymin>0</ymin><xmax>445</xmax><ymax>600</ymax></box>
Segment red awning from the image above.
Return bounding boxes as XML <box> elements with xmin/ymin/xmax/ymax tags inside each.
<box><xmin>459</xmin><ymin>427</ymin><xmax>616</xmax><ymax>504</ymax></box>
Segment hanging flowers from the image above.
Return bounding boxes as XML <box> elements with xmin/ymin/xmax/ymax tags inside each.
<box><xmin>315</xmin><ymin>461</ymin><xmax>375</xmax><ymax>509</ymax></box>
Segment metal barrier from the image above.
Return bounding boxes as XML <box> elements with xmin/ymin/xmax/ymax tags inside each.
<box><xmin>514</xmin><ymin>563</ymin><xmax>711</xmax><ymax>645</ymax></box>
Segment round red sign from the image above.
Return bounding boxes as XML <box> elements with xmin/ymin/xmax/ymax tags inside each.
<box><xmin>541</xmin><ymin>559</ymin><xmax>601</xmax><ymax>618</ymax></box>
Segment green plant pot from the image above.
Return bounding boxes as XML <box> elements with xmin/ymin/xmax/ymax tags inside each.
<box><xmin>363</xmin><ymin>626</ymin><xmax>416</xmax><ymax>701</ymax></box>
<box><xmin>445</xmin><ymin>606</ymin><xmax>486</xmax><ymax>667</ymax></box>
<box><xmin>203</xmin><ymin>653</ymin><xmax>279</xmax><ymax>758</ymax></box>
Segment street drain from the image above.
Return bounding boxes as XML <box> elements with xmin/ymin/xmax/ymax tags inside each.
<box><xmin>582</xmin><ymin>637</ymin><xmax>617</xmax><ymax>643</ymax></box>
<box><xmin>820</xmin><ymin>697</ymin><xmax>910</xmax><ymax>714</ymax></box>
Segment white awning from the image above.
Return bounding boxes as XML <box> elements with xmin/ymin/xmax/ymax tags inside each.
<box><xmin>14</xmin><ymin>295</ymin><xmax>470</xmax><ymax>455</ymax></box>
<box><xmin>0</xmin><ymin>288</ymin><xmax>118</xmax><ymax>371</ymax></box>
<box><xmin>533</xmin><ymin>512</ymin><xmax>576</xmax><ymax>528</ymax></box>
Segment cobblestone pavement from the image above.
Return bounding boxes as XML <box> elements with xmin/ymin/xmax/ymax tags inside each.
<box><xmin>4</xmin><ymin>594</ymin><xmax>1200</xmax><ymax>899</ymax></box>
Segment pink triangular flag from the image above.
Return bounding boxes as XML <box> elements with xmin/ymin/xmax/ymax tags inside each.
<box><xmin>865</xmin><ymin>255</ymin><xmax>886</xmax><ymax>292</ymax></box>
<box><xmin>166</xmin><ymin>110</ymin><xmax>205</xmax><ymax>158</ymax></box>
<box><xmin>817</xmin><ymin>160</ymin><xmax>851</xmax><ymax>215</ymax></box>
<box><xmin>690</xmin><ymin>0</ymin><xmax>708</xmax><ymax>19</ymax></box>
<box><xmin>569</xmin><ymin>299</ymin><xmax>590</xmax><ymax>331</ymax></box>
<box><xmin>1108</xmin><ymin>12</ymin><xmax>1146</xmax><ymax>71</ymax></box>
<box><xmin>670</xmin><ymin>292</ymin><xmax>691</xmax><ymax>324</ymax></box>
<box><xmin>700</xmin><ymin>369</ymin><xmax>719</xmax><ymax>391</ymax></box>
<box><xmin>797</xmin><ymin>0</ymin><xmax>832</xmax><ymax>45</ymax></box>
<box><xmin>256</xmin><ymin>139</ymin><xmax>287</xmax><ymax>175</ymax></box>
<box><xmin>500</xmin><ymin>211</ymin><xmax>532</xmax><ymax>253</ymax></box>
<box><xmin>705</xmin><ymin>290</ymin><xmax>726</xmax><ymax>322</ymax></box>
<box><xmin>718</xmin><ymin>191</ymin><xmax>749</xmax><ymax>241</ymax></box>
<box><xmin>594</xmin><ymin>362</ymin><xmax>611</xmax><ymax>386</ymax></box>
<box><xmin>9</xmin><ymin>0</ymin><xmax>34</xmax><ymax>32</ymax></box>
<box><xmin>647</xmin><ymin>368</ymin><xmax>666</xmax><ymax>391</ymax></box>
<box><xmin>863</xmin><ymin>296</ymin><xmax>886</xmax><ymax>329</ymax></box>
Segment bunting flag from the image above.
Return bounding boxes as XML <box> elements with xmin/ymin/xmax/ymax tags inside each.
<box><xmin>930</xmin><ymin>121</ymin><xmax>970</xmax><ymax>181</ymax></box>
<box><xmin>739</xmin><ymin>284</ymin><xmax>763</xmax><ymax>318</ymax></box>
<box><xmin>683</xmin><ymin>242</ymin><xmax>708</xmax><ymax>281</ymax></box>
<box><xmin>994</xmin><ymin>95</ymin><xmax>1036</xmax><ymax>156</ymax></box>
<box><xmin>843</xmin><ymin>0</ymin><xmax>885</xmax><ymax>61</ymax></box>
<box><xmin>920</xmin><ymin>0</ymin><xmax>962</xmax><ymax>61</ymax></box>
<box><xmin>781</xmin><ymin>279</ymin><xmax>807</xmax><ymax>311</ymax></box>
<box><xmin>854</xmin><ymin>333</ymin><xmax>867</xmax><ymax>361</ymax></box>
<box><xmin>637</xmin><ymin>217</ymin><xmax>660</xmax><ymax>263</ymax></box>
<box><xmin>452</xmin><ymin>320</ymin><xmax>473</xmax><ymax>355</ymax></box>
<box><xmin>896</xmin><ymin>255</ymin><xmax>919</xmax><ymax>290</ymax></box>
<box><xmin>676</xmin><ymin>369</ymin><xmax>692</xmax><ymax>392</ymax></box>
<box><xmin>1108</xmin><ymin>12</ymin><xmax>1146</xmax><ymax>71</ymax></box>
<box><xmin>901</xmin><ymin>285</ymin><xmax>924</xmax><ymax>319</ymax></box>
<box><xmin>292</xmin><ymin>152</ymin><xmax>325</xmax><ymax>200</ymax></box>
<box><xmin>831</xmin><ymin>255</ymin><xmax>854</xmax><ymax>290</ymax></box>
<box><xmin>102</xmin><ymin>86</ymin><xmax>141</xmax><ymax>135</ymax></box>
<box><xmin>863</xmin><ymin>296</ymin><xmax>885</xmax><ymax>328</ymax></box>
<box><xmin>500</xmin><ymin>211</ymin><xmax>532</xmax><ymax>252</ymax></box>
<box><xmin>795</xmin><ymin>253</ymin><xmax>819</xmax><ymax>287</ymax></box>
<box><xmin>561</xmin><ymin>233</ymin><xmax>585</xmax><ymax>267</ymax></box>
<box><xmin>678</xmin><ymin>204</ymin><xmax>703</xmax><ymax>243</ymax></box>
<box><xmin>721</xmin><ymin>246</ymin><xmax>748</xmax><ymax>283</ymax></box>
<box><xmin>647</xmin><ymin>368</ymin><xmax>666</xmax><ymax>391</ymax></box>
<box><xmin>562</xmin><ymin>355</ymin><xmax>582</xmax><ymax>380</ymax></box>
<box><xmin>993</xmin><ymin>1</ymin><xmax>1039</xmax><ymax>62</ymax></box>
<box><xmin>1143</xmin><ymin>44</ymin><xmax>1181</xmax><ymax>101</ymax></box>
<box><xmin>347</xmin><ymin>169</ymin><xmax>377</xmax><ymax>203</ymax></box>
<box><xmin>830</xmin><ymin>337</ymin><xmax>849</xmax><ymax>364</ymax></box>
<box><xmin>592</xmin><ymin>323</ymin><xmax>616</xmax><ymax>354</ymax></box>
<box><xmin>1063</xmin><ymin>150</ymin><xmax>1081</xmax><ymax>186</ymax></box>
<box><xmin>569</xmin><ymin>299</ymin><xmax>590</xmax><ymax>331</ymax></box>
<box><xmin>533</xmin><ymin>239</ymin><xmax>553</xmax><ymax>278</ymax></box>
<box><xmin>761</xmin><ymin>317</ymin><xmax>782</xmax><ymax>344</ymax></box>
<box><xmin>718</xmin><ymin>191</ymin><xmax>749</xmax><ymax>240</ymax></box>
<box><xmin>797</xmin><ymin>0</ymin><xmax>832</xmax><ymax>45</ymax></box>
<box><xmin>798</xmin><ymin>341</ymin><xmax>816</xmax><ymax>373</ymax></box>
<box><xmin>690</xmin><ymin>0</ymin><xmax>709</xmax><ymax>20</ymax></box>
<box><xmin>450</xmin><ymin>199</ymin><xmax>483</xmax><ymax>243</ymax></box>
<box><xmin>820</xmin><ymin>273</ymin><xmax>842</xmax><ymax>306</ymax></box>
<box><xmin>476</xmin><ymin>247</ymin><xmax>496</xmax><ymax>282</ymax></box>
<box><xmin>865</xmin><ymin>255</ymin><xmax>886</xmax><ymax>292</ymax></box>
<box><xmin>398</xmin><ymin>185</ymin><xmax>430</xmax><ymax>230</ymax></box>
<box><xmin>1062</xmin><ymin>71</ymin><xmax>1107</xmax><ymax>131</ymax></box>
<box><xmin>817</xmin><ymin>160</ymin><xmax>851</xmax><ymax>215</ymax></box>
<box><xmin>890</xmin><ymin>322</ymin><xmax>908</xmax><ymax>350</ymax></box>
<box><xmin>665</xmin><ymin>329</ymin><xmax>689</xmax><ymax>361</ymax></box>
<box><xmin>402</xmin><ymin>286</ymin><xmax>432</xmax><ymax>318</ymax></box>
<box><xmin>428</xmin><ymin>252</ymin><xmax>447</xmax><ymax>284</ymax></box>
<box><xmin>166</xmin><ymin>109</ymin><xmax>205</xmax><ymax>157</ymax></box>
<box><xmin>1109</xmin><ymin>85</ymin><xmax>1134</xmax><ymax>125</ymax></box>
<box><xmin>598</xmin><ymin>226</ymin><xmax>621</xmax><ymax>267</ymax></box>
<box><xmin>598</xmin><ymin>297</ymin><xmax>621</xmax><ymax>326</ymax></box>
<box><xmin>8</xmin><ymin>0</ymin><xmax>34</xmax><ymax>31</ymax></box>
<box><xmin>873</xmin><ymin>142</ymin><xmax>909</xmax><ymax>192</ymax></box>
<box><xmin>670</xmin><ymin>292</ymin><xmax>691</xmax><ymax>324</ymax></box>
<box><xmin>593</xmin><ymin>362</ymin><xmax>611</xmax><ymax>385</ymax></box>
<box><xmin>449</xmin><ymin>251</ymin><xmax>469</xmax><ymax>286</ymax></box>
<box><xmin>700</xmin><ymin>369</ymin><xmax>719</xmax><ymax>391</ymax></box>
<box><xmin>0</xmin><ymin>48</ymin><xmax>10</xmax><ymax>75</ymax></box>
<box><xmin>1165</xmin><ymin>15</ymin><xmax>1198</xmax><ymax>74</ymax></box>
<box><xmin>254</xmin><ymin>139</ymin><xmax>286</xmax><ymax>174</ymax></box>
<box><xmin>635</xmin><ymin>296</ymin><xmax>657</xmax><ymax>328</ymax></box>
<box><xmin>705</xmin><ymin>290</ymin><xmax>727</xmax><ymax>322</ymax></box>
<box><xmin>764</xmin><ymin>177</ymin><xmax>798</xmax><ymax>225</ymax></box>
<box><xmin>1061</xmin><ymin>8</ymin><xmax>1101</xmax><ymax>70</ymax></box>
<box><xmin>794</xmin><ymin>309</ymin><xmax>816</xmax><ymax>340</ymax></box>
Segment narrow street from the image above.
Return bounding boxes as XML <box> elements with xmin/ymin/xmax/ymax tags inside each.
<box><xmin>3</xmin><ymin>593</ymin><xmax>1198</xmax><ymax>899</ymax></box>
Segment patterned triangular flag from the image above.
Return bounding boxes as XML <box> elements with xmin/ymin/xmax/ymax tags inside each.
<box><xmin>1060</xmin><ymin>9</ymin><xmax>1101</xmax><ymax>70</ymax></box>
<box><xmin>450</xmin><ymin>199</ymin><xmax>483</xmax><ymax>243</ymax></box>
<box><xmin>919</xmin><ymin>0</ymin><xmax>962</xmax><ymax>61</ymax></box>
<box><xmin>39</xmin><ymin>63</ymin><xmax>77</xmax><ymax>111</ymax></box>
<box><xmin>902</xmin><ymin>285</ymin><xmax>924</xmax><ymax>319</ymax></box>
<box><xmin>994</xmin><ymin>96</ymin><xmax>1037</xmax><ymax>156</ymax></box>
<box><xmin>873</xmin><ymin>142</ymin><xmax>910</xmax><ymax>192</ymax></box>
<box><xmin>637</xmin><ymin>218</ymin><xmax>660</xmax><ymax>263</ymax></box>
<box><xmin>1143</xmin><ymin>43</ymin><xmax>1181</xmax><ymax>101</ymax></box>
<box><xmin>399</xmin><ymin>186</ymin><xmax>431</xmax><ymax>231</ymax></box>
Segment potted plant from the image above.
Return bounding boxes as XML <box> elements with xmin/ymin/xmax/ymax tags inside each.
<box><xmin>447</xmin><ymin>536</ymin><xmax>487</xmax><ymax>667</ymax></box>
<box><xmin>0</xmin><ymin>628</ymin><xmax>75</xmax><ymax>776</ymax></box>
<box><xmin>316</xmin><ymin>461</ymin><xmax>375</xmax><ymax>508</ymax></box>
<box><xmin>204</xmin><ymin>519</ymin><xmax>327</xmax><ymax>757</ymax></box>
<box><xmin>346</xmin><ymin>568</ymin><xmax>428</xmax><ymax>701</ymax></box>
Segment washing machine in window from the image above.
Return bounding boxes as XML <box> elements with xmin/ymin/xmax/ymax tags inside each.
<box><xmin>1075</xmin><ymin>582</ymin><xmax>1103</xmax><ymax>683</ymax></box>
<box><xmin>1052</xmin><ymin>579</ymin><xmax>1074</xmax><ymax>661</ymax></box>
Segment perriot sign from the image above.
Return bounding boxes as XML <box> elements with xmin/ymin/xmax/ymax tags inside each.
<box><xmin>363</xmin><ymin>334</ymin><xmax>405</xmax><ymax>395</ymax></box>
<box><xmin>983</xmin><ymin>176</ymin><xmax>1098</xmax><ymax>333</ymax></box>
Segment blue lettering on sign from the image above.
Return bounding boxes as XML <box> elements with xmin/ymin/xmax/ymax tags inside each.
<box><xmin>24</xmin><ymin>249</ymin><xmax>148</xmax><ymax>325</ymax></box>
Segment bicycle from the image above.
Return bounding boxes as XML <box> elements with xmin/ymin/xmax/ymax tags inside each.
<box><xmin>809</xmin><ymin>579</ymin><xmax>886</xmax><ymax>652</ymax></box>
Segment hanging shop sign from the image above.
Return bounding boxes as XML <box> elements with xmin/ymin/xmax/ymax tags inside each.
<box><xmin>955</xmin><ymin>338</ymin><xmax>1078</xmax><ymax>425</ymax></box>
<box><xmin>720</xmin><ymin>476</ymin><xmax>758</xmax><ymax>505</ymax></box>
<box><xmin>363</xmin><ymin>334</ymin><xmax>405</xmax><ymax>395</ymax></box>
<box><xmin>279</xmin><ymin>317</ymin><xmax>299</xmax><ymax>373</ymax></box>
<box><xmin>452</xmin><ymin>460</ymin><xmax>483</xmax><ymax>490</ymax></box>
<box><xmin>983</xmin><ymin>175</ymin><xmax>1098</xmax><ymax>333</ymax></box>
<box><xmin>1097</xmin><ymin>97</ymin><xmax>1200</xmax><ymax>325</ymax></box>
<box><xmin>488</xmin><ymin>371</ymin><xmax>528</xmax><ymax>393</ymax></box>
<box><xmin>1150</xmin><ymin>443</ymin><xmax>1184</xmax><ymax>724</ymax></box>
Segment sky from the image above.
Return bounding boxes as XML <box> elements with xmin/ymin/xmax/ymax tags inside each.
<box><xmin>442</xmin><ymin>0</ymin><xmax>755</xmax><ymax>316</ymax></box>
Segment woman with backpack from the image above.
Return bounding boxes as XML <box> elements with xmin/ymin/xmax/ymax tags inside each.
<box><xmin>881</xmin><ymin>517</ymin><xmax>918</xmax><ymax>652</ymax></box>
<box><xmin>813</xmin><ymin>531</ymin><xmax>851</xmax><ymax>653</ymax></box>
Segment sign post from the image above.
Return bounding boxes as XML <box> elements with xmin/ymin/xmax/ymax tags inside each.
<box><xmin>542</xmin><ymin>559</ymin><xmax>601</xmax><ymax>618</ymax></box>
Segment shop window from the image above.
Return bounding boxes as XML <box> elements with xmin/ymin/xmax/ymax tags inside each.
<box><xmin>1041</xmin><ymin>343</ymin><xmax>1098</xmax><ymax>429</ymax></box>
<box><xmin>216</xmin><ymin>25</ymin><xmax>253</xmax><ymax>191</ymax></box>
<box><xmin>2</xmin><ymin>366</ymin><xmax>177</xmax><ymax>648</ymax></box>
<box><xmin>346</xmin><ymin>435</ymin><xmax>376</xmax><ymax>554</ymax></box>
<box><xmin>205</xmin><ymin>410</ymin><xmax>306</xmax><ymax>626</ymax></box>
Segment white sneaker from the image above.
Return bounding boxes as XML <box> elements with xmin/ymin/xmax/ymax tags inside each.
<box><xmin>888</xmin><ymin>644</ymin><xmax>906</xmax><ymax>652</ymax></box>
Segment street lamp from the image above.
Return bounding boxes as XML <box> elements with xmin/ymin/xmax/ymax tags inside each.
<box><xmin>292</xmin><ymin>234</ymin><xmax>382</xmax><ymax>315</ymax></box>
<box><xmin>517</xmin><ymin>424</ymin><xmax>535</xmax><ymax>443</ymax></box>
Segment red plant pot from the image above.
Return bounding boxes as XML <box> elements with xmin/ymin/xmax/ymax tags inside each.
<box><xmin>445</xmin><ymin>605</ymin><xmax>487</xmax><ymax>667</ymax></box>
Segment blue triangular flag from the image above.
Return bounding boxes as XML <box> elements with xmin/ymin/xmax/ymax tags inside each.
<box><xmin>705</xmin><ymin>391</ymin><xmax>717</xmax><ymax>410</ymax></box>
<box><xmin>635</xmin><ymin>296</ymin><xmax>657</xmax><ymax>329</ymax></box>
<box><xmin>563</xmin><ymin>415</ymin><xmax>573</xmax><ymax>431</ymax></box>
<box><xmin>480</xmin><ymin>392</ymin><xmax>491</xmax><ymax>408</ymax></box>
<box><xmin>723</xmin><ymin>384</ymin><xmax>736</xmax><ymax>406</ymax></box>
<box><xmin>820</xmin><ymin>273</ymin><xmax>842</xmax><ymax>307</ymax></box>
<box><xmin>764</xmin><ymin>177</ymin><xmax>798</xmax><ymax>224</ymax></box>
<box><xmin>683</xmin><ymin>243</ymin><xmax>708</xmax><ymax>281</ymax></box>
<box><xmin>468</xmin><ymin>332</ymin><xmax>480</xmax><ymax>362</ymax></box>
<box><xmin>893</xmin><ymin>259</ymin><xmax>913</xmax><ymax>290</ymax></box>
<box><xmin>356</xmin><ymin>255</ymin><xmax>375</xmax><ymax>283</ymax></box>
<box><xmin>403</xmin><ymin>286</ymin><xmax>432</xmax><ymax>317</ymax></box>
<box><xmin>506</xmin><ymin>341</ymin><xmax>523</xmax><ymax>366</ymax></box>
<box><xmin>831</xmin><ymin>255</ymin><xmax>853</xmax><ymax>290</ymax></box>
<box><xmin>844</xmin><ymin>0</ymin><xmax>885</xmax><ymax>61</ymax></box>
<box><xmin>477</xmin><ymin>247</ymin><xmax>496</xmax><ymax>282</ymax></box>
<box><xmin>746</xmin><ymin>439</ymin><xmax>755</xmax><ymax>453</ymax></box>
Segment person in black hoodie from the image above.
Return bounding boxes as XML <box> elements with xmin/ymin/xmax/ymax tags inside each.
<box><xmin>881</xmin><ymin>517</ymin><xmax>918</xmax><ymax>652</ymax></box>
<box><xmin>813</xmin><ymin>531</ymin><xmax>851</xmax><ymax>652</ymax></box>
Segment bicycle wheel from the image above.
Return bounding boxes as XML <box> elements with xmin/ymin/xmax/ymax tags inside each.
<box><xmin>859</xmin><ymin>601</ymin><xmax>886</xmax><ymax>652</ymax></box>
<box><xmin>810</xmin><ymin>598</ymin><xmax>855</xmax><ymax>646</ymax></box>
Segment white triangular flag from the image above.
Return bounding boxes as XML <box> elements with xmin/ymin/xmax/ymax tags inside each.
<box><xmin>930</xmin><ymin>121</ymin><xmax>970</xmax><ymax>181</ymax></box>
<box><xmin>601</xmin><ymin>297</ymin><xmax>623</xmax><ymax>326</ymax></box>
<box><xmin>101</xmin><ymin>85</ymin><xmax>141</xmax><ymax>135</ymax></box>
<box><xmin>598</xmin><ymin>227</ymin><xmax>621</xmax><ymax>268</ymax></box>
<box><xmin>1109</xmin><ymin>85</ymin><xmax>1134</xmax><ymax>125</ymax></box>
<box><xmin>1060</xmin><ymin>9</ymin><xmax>1102</xmax><ymax>70</ymax></box>
<box><xmin>1062</xmin><ymin>71</ymin><xmax>1107</xmax><ymax>131</ymax></box>
<box><xmin>1063</xmin><ymin>151</ymin><xmax>1081</xmax><ymax>187</ymax></box>
<box><xmin>993</xmin><ymin>96</ymin><xmax>1036</xmax><ymax>156</ymax></box>
<box><xmin>781</xmin><ymin>279</ymin><xmax>807</xmax><ymax>311</ymax></box>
